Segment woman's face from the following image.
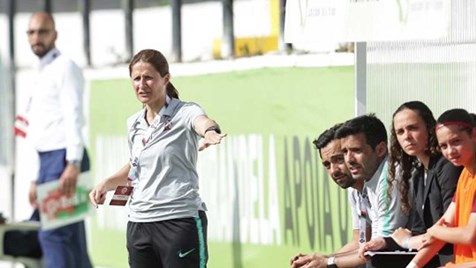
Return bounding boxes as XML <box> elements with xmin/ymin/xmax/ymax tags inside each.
<box><xmin>130</xmin><ymin>61</ymin><xmax>169</xmax><ymax>106</ymax></box>
<box><xmin>436</xmin><ymin>125</ymin><xmax>475</xmax><ymax>167</ymax></box>
<box><xmin>393</xmin><ymin>108</ymin><xmax>429</xmax><ymax>158</ymax></box>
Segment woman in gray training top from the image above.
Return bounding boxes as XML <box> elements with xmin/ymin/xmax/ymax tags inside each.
<box><xmin>89</xmin><ymin>49</ymin><xmax>226</xmax><ymax>268</ymax></box>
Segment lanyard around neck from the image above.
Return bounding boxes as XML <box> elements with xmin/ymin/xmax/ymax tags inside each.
<box><xmin>358</xmin><ymin>190</ymin><xmax>369</xmax><ymax>244</ymax></box>
<box><xmin>128</xmin><ymin>98</ymin><xmax>170</xmax><ymax>181</ymax></box>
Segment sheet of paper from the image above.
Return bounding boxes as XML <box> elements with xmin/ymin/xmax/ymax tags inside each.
<box><xmin>365</xmin><ymin>250</ymin><xmax>417</xmax><ymax>257</ymax></box>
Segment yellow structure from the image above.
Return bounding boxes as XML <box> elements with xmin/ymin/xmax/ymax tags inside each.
<box><xmin>212</xmin><ymin>35</ymin><xmax>279</xmax><ymax>58</ymax></box>
<box><xmin>213</xmin><ymin>0</ymin><xmax>280</xmax><ymax>58</ymax></box>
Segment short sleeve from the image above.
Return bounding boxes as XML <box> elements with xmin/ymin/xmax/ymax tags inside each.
<box><xmin>181</xmin><ymin>102</ymin><xmax>206</xmax><ymax>131</ymax></box>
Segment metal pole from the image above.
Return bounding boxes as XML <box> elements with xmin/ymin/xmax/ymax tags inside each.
<box><xmin>123</xmin><ymin>0</ymin><xmax>134</xmax><ymax>63</ymax></box>
<box><xmin>43</xmin><ymin>0</ymin><xmax>52</xmax><ymax>13</ymax></box>
<box><xmin>222</xmin><ymin>0</ymin><xmax>234</xmax><ymax>59</ymax></box>
<box><xmin>81</xmin><ymin>0</ymin><xmax>91</xmax><ymax>66</ymax></box>
<box><xmin>171</xmin><ymin>0</ymin><xmax>182</xmax><ymax>62</ymax></box>
<box><xmin>7</xmin><ymin>0</ymin><xmax>16</xmax><ymax>221</ymax></box>
<box><xmin>279</xmin><ymin>0</ymin><xmax>292</xmax><ymax>52</ymax></box>
<box><xmin>355</xmin><ymin>42</ymin><xmax>367</xmax><ymax>116</ymax></box>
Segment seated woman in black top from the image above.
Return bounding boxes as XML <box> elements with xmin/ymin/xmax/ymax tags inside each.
<box><xmin>359</xmin><ymin>101</ymin><xmax>462</xmax><ymax>267</ymax></box>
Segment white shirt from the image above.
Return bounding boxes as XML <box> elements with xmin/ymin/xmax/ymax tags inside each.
<box><xmin>26</xmin><ymin>48</ymin><xmax>85</xmax><ymax>161</ymax></box>
<box><xmin>349</xmin><ymin>158</ymin><xmax>408</xmax><ymax>239</ymax></box>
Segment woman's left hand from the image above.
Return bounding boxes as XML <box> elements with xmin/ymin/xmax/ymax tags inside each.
<box><xmin>199</xmin><ymin>131</ymin><xmax>227</xmax><ymax>151</ymax></box>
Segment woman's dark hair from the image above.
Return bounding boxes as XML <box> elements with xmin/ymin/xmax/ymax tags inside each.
<box><xmin>128</xmin><ymin>49</ymin><xmax>179</xmax><ymax>99</ymax></box>
<box><xmin>388</xmin><ymin>101</ymin><xmax>438</xmax><ymax>215</ymax></box>
<box><xmin>436</xmin><ymin>108</ymin><xmax>475</xmax><ymax>134</ymax></box>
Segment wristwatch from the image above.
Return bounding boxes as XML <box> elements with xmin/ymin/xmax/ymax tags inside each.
<box><xmin>204</xmin><ymin>126</ymin><xmax>221</xmax><ymax>135</ymax></box>
<box><xmin>69</xmin><ymin>159</ymin><xmax>81</xmax><ymax>168</ymax></box>
<box><xmin>327</xmin><ymin>256</ymin><xmax>337</xmax><ymax>268</ymax></box>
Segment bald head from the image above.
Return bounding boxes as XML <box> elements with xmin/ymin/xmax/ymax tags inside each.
<box><xmin>30</xmin><ymin>12</ymin><xmax>56</xmax><ymax>29</ymax></box>
<box><xmin>27</xmin><ymin>12</ymin><xmax>57</xmax><ymax>58</ymax></box>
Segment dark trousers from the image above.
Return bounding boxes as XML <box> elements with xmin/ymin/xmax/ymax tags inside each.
<box><xmin>127</xmin><ymin>211</ymin><xmax>208</xmax><ymax>268</ymax></box>
<box><xmin>37</xmin><ymin>149</ymin><xmax>92</xmax><ymax>268</ymax></box>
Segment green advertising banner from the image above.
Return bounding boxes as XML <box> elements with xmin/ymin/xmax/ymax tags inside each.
<box><xmin>88</xmin><ymin>66</ymin><xmax>354</xmax><ymax>267</ymax></box>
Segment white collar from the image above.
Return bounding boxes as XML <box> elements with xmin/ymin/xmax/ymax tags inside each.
<box><xmin>38</xmin><ymin>48</ymin><xmax>60</xmax><ymax>70</ymax></box>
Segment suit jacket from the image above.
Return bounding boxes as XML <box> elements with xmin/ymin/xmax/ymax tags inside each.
<box><xmin>411</xmin><ymin>154</ymin><xmax>462</xmax><ymax>232</ymax></box>
<box><xmin>408</xmin><ymin>154</ymin><xmax>462</xmax><ymax>267</ymax></box>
